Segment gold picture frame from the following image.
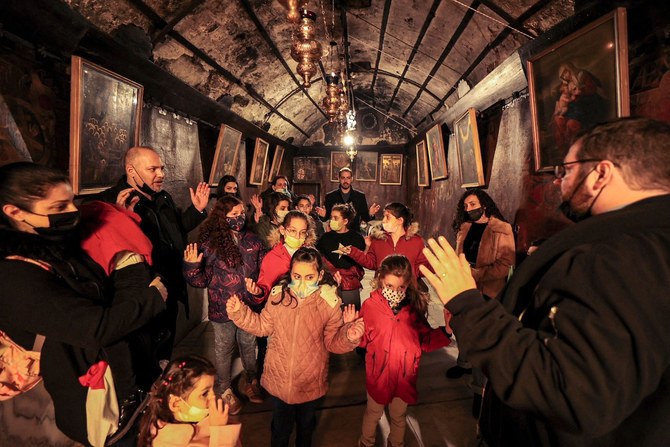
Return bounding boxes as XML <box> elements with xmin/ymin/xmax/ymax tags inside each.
<box><xmin>267</xmin><ymin>145</ymin><xmax>285</xmax><ymax>182</ymax></box>
<box><xmin>528</xmin><ymin>8</ymin><xmax>629</xmax><ymax>171</ymax></box>
<box><xmin>415</xmin><ymin>140</ymin><xmax>429</xmax><ymax>187</ymax></box>
<box><xmin>69</xmin><ymin>56</ymin><xmax>143</xmax><ymax>194</ymax></box>
<box><xmin>249</xmin><ymin>137</ymin><xmax>269</xmax><ymax>186</ymax></box>
<box><xmin>380</xmin><ymin>154</ymin><xmax>403</xmax><ymax>186</ymax></box>
<box><xmin>425</xmin><ymin>123</ymin><xmax>448</xmax><ymax>181</ymax></box>
<box><xmin>454</xmin><ymin>108</ymin><xmax>485</xmax><ymax>188</ymax></box>
<box><xmin>209</xmin><ymin>124</ymin><xmax>243</xmax><ymax>186</ymax></box>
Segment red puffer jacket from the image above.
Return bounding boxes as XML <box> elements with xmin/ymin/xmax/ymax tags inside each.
<box><xmin>323</xmin><ymin>258</ymin><xmax>365</xmax><ymax>291</ymax></box>
<box><xmin>360</xmin><ymin>289</ymin><xmax>451</xmax><ymax>405</ymax></box>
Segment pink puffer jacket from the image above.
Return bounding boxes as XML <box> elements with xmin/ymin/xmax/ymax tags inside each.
<box><xmin>229</xmin><ymin>284</ymin><xmax>358</xmax><ymax>404</ymax></box>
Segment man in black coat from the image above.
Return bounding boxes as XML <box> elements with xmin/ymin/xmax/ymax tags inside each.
<box><xmin>317</xmin><ymin>167</ymin><xmax>380</xmax><ymax>231</ymax></box>
<box><xmin>96</xmin><ymin>146</ymin><xmax>209</xmax><ymax>364</ymax></box>
<box><xmin>420</xmin><ymin>118</ymin><xmax>670</xmax><ymax>446</ymax></box>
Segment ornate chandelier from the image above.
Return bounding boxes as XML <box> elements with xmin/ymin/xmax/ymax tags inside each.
<box><xmin>289</xmin><ymin>9</ymin><xmax>322</xmax><ymax>88</ymax></box>
<box><xmin>322</xmin><ymin>72</ymin><xmax>341</xmax><ymax>122</ymax></box>
<box><xmin>277</xmin><ymin>0</ymin><xmax>309</xmax><ymax>23</ymax></box>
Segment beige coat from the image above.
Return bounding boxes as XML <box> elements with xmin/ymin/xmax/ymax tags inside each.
<box><xmin>229</xmin><ymin>284</ymin><xmax>357</xmax><ymax>404</ymax></box>
<box><xmin>456</xmin><ymin>216</ymin><xmax>515</xmax><ymax>299</ymax></box>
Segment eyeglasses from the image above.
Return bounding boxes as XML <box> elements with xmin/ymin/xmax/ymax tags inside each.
<box><xmin>553</xmin><ymin>159</ymin><xmax>601</xmax><ymax>179</ymax></box>
<box><xmin>285</xmin><ymin>227</ymin><xmax>307</xmax><ymax>238</ymax></box>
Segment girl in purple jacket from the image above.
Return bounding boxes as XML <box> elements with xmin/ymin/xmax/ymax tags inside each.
<box><xmin>359</xmin><ymin>254</ymin><xmax>452</xmax><ymax>447</ymax></box>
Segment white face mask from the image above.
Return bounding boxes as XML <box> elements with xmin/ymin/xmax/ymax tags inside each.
<box><xmin>381</xmin><ymin>286</ymin><xmax>406</xmax><ymax>308</ymax></box>
<box><xmin>276</xmin><ymin>209</ymin><xmax>290</xmax><ymax>223</ymax></box>
<box><xmin>174</xmin><ymin>398</ymin><xmax>209</xmax><ymax>423</ymax></box>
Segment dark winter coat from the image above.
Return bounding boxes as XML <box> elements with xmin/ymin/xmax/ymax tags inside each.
<box><xmin>447</xmin><ymin>194</ymin><xmax>670</xmax><ymax>447</ymax></box>
<box><xmin>95</xmin><ymin>176</ymin><xmax>206</xmax><ymax>315</ymax></box>
<box><xmin>317</xmin><ymin>229</ymin><xmax>366</xmax><ymax>291</ymax></box>
<box><xmin>0</xmin><ymin>229</ymin><xmax>165</xmax><ymax>445</ymax></box>
<box><xmin>360</xmin><ymin>290</ymin><xmax>451</xmax><ymax>405</ymax></box>
<box><xmin>322</xmin><ymin>187</ymin><xmax>374</xmax><ymax>230</ymax></box>
<box><xmin>183</xmin><ymin>230</ymin><xmax>266</xmax><ymax>321</ymax></box>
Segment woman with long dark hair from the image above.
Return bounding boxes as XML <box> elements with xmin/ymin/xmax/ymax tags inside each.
<box><xmin>451</xmin><ymin>188</ymin><xmax>515</xmax><ymax>300</ymax></box>
<box><xmin>0</xmin><ymin>162</ymin><xmax>166</xmax><ymax>446</ymax></box>
<box><xmin>446</xmin><ymin>188</ymin><xmax>515</xmax><ymax>416</ymax></box>
<box><xmin>183</xmin><ymin>195</ymin><xmax>266</xmax><ymax>416</ymax></box>
<box><xmin>253</xmin><ymin>191</ymin><xmax>292</xmax><ymax>249</ymax></box>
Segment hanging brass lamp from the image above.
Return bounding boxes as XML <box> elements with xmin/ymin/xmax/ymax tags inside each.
<box><xmin>290</xmin><ymin>9</ymin><xmax>322</xmax><ymax>88</ymax></box>
<box><xmin>322</xmin><ymin>73</ymin><xmax>341</xmax><ymax>122</ymax></box>
<box><xmin>277</xmin><ymin>0</ymin><xmax>309</xmax><ymax>23</ymax></box>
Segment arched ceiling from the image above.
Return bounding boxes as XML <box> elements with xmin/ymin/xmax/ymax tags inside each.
<box><xmin>63</xmin><ymin>0</ymin><xmax>575</xmax><ymax>145</ymax></box>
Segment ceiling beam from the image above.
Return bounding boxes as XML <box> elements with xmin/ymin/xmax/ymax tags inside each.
<box><xmin>151</xmin><ymin>0</ymin><xmax>205</xmax><ymax>44</ymax></box>
<box><xmin>402</xmin><ymin>0</ymin><xmax>481</xmax><ymax>118</ymax></box>
<box><xmin>125</xmin><ymin>0</ymin><xmax>310</xmax><ymax>137</ymax></box>
<box><xmin>370</xmin><ymin>0</ymin><xmax>393</xmax><ymax>107</ymax></box>
<box><xmin>416</xmin><ymin>0</ymin><xmax>551</xmax><ymax>128</ymax></box>
<box><xmin>386</xmin><ymin>0</ymin><xmax>441</xmax><ymax>112</ymax></box>
<box><xmin>478</xmin><ymin>0</ymin><xmax>538</xmax><ymax>38</ymax></box>
<box><xmin>237</xmin><ymin>0</ymin><xmax>328</xmax><ymax>120</ymax></box>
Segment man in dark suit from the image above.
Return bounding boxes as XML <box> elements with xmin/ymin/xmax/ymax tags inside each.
<box><xmin>317</xmin><ymin>167</ymin><xmax>380</xmax><ymax>231</ymax></box>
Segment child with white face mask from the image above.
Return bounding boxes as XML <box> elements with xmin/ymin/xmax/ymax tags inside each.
<box><xmin>138</xmin><ymin>356</ymin><xmax>241</xmax><ymax>447</ymax></box>
<box><xmin>358</xmin><ymin>254</ymin><xmax>452</xmax><ymax>447</ymax></box>
<box><xmin>227</xmin><ymin>247</ymin><xmax>365</xmax><ymax>446</ymax></box>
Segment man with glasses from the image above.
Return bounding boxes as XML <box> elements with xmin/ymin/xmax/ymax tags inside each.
<box><xmin>419</xmin><ymin>118</ymin><xmax>670</xmax><ymax>446</ymax></box>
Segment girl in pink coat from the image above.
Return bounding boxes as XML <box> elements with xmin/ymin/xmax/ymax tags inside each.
<box><xmin>359</xmin><ymin>254</ymin><xmax>452</xmax><ymax>447</ymax></box>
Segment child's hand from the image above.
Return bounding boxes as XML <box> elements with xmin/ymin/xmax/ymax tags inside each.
<box><xmin>226</xmin><ymin>294</ymin><xmax>242</xmax><ymax>314</ymax></box>
<box><xmin>342</xmin><ymin>304</ymin><xmax>358</xmax><ymax>324</ymax></box>
<box><xmin>209</xmin><ymin>397</ymin><xmax>229</xmax><ymax>427</ymax></box>
<box><xmin>245</xmin><ymin>278</ymin><xmax>262</xmax><ymax>296</ymax></box>
<box><xmin>184</xmin><ymin>243</ymin><xmax>203</xmax><ymax>263</ymax></box>
<box><xmin>333</xmin><ymin>271</ymin><xmax>343</xmax><ymax>286</ymax></box>
<box><xmin>346</xmin><ymin>318</ymin><xmax>365</xmax><ymax>343</ymax></box>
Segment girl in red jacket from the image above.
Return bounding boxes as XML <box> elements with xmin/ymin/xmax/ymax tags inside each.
<box><xmin>358</xmin><ymin>254</ymin><xmax>452</xmax><ymax>447</ymax></box>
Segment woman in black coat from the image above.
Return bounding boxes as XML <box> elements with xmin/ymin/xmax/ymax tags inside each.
<box><xmin>0</xmin><ymin>162</ymin><xmax>167</xmax><ymax>446</ymax></box>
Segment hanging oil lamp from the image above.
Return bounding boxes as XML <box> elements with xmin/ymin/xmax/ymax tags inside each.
<box><xmin>277</xmin><ymin>0</ymin><xmax>309</xmax><ymax>23</ymax></box>
<box><xmin>290</xmin><ymin>9</ymin><xmax>322</xmax><ymax>87</ymax></box>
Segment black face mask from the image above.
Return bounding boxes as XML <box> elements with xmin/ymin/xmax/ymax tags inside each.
<box><xmin>558</xmin><ymin>166</ymin><xmax>603</xmax><ymax>223</ymax></box>
<box><xmin>24</xmin><ymin>209</ymin><xmax>81</xmax><ymax>241</ymax></box>
<box><xmin>467</xmin><ymin>207</ymin><xmax>485</xmax><ymax>222</ymax></box>
<box><xmin>131</xmin><ymin>166</ymin><xmax>158</xmax><ymax>199</ymax></box>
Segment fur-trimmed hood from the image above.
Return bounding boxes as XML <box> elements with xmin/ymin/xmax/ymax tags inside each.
<box><xmin>368</xmin><ymin>221</ymin><xmax>421</xmax><ymax>241</ymax></box>
<box><xmin>266</xmin><ymin>223</ymin><xmax>318</xmax><ymax>248</ymax></box>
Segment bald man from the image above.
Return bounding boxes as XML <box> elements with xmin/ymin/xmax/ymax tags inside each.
<box><xmin>96</xmin><ymin>146</ymin><xmax>209</xmax><ymax>382</ymax></box>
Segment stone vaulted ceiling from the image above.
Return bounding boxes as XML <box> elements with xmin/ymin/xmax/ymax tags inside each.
<box><xmin>63</xmin><ymin>0</ymin><xmax>575</xmax><ymax>145</ymax></box>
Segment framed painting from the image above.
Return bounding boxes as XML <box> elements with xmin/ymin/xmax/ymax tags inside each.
<box><xmin>415</xmin><ymin>140</ymin><xmax>429</xmax><ymax>187</ymax></box>
<box><xmin>528</xmin><ymin>7</ymin><xmax>629</xmax><ymax>172</ymax></box>
<box><xmin>354</xmin><ymin>151</ymin><xmax>377</xmax><ymax>182</ymax></box>
<box><xmin>293</xmin><ymin>157</ymin><xmax>323</xmax><ymax>183</ymax></box>
<box><xmin>267</xmin><ymin>145</ymin><xmax>285</xmax><ymax>182</ymax></box>
<box><xmin>249</xmin><ymin>137</ymin><xmax>269</xmax><ymax>186</ymax></box>
<box><xmin>209</xmin><ymin>124</ymin><xmax>242</xmax><ymax>186</ymax></box>
<box><xmin>69</xmin><ymin>56</ymin><xmax>143</xmax><ymax>194</ymax></box>
<box><xmin>330</xmin><ymin>151</ymin><xmax>351</xmax><ymax>182</ymax></box>
<box><xmin>380</xmin><ymin>154</ymin><xmax>403</xmax><ymax>186</ymax></box>
<box><xmin>425</xmin><ymin>123</ymin><xmax>448</xmax><ymax>181</ymax></box>
<box><xmin>454</xmin><ymin>108</ymin><xmax>485</xmax><ymax>187</ymax></box>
